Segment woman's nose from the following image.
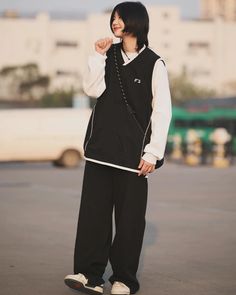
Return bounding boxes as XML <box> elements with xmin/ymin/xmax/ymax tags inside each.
<box><xmin>113</xmin><ymin>18</ymin><xmax>119</xmax><ymax>25</ymax></box>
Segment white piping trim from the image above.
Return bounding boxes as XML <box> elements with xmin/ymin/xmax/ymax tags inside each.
<box><xmin>140</xmin><ymin>118</ymin><xmax>152</xmax><ymax>159</ymax></box>
<box><xmin>84</xmin><ymin>157</ymin><xmax>148</xmax><ymax>178</ymax></box>
<box><xmin>121</xmin><ymin>44</ymin><xmax>146</xmax><ymax>66</ymax></box>
<box><xmin>84</xmin><ymin>104</ymin><xmax>96</xmax><ymax>151</ymax></box>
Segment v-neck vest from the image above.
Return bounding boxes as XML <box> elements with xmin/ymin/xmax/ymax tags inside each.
<box><xmin>83</xmin><ymin>42</ymin><xmax>164</xmax><ymax>171</ymax></box>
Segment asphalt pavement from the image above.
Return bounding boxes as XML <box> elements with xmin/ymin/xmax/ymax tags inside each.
<box><xmin>0</xmin><ymin>160</ymin><xmax>235</xmax><ymax>295</ymax></box>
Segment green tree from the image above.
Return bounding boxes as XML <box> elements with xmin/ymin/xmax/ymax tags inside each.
<box><xmin>169</xmin><ymin>71</ymin><xmax>216</xmax><ymax>106</ymax></box>
<box><xmin>40</xmin><ymin>89</ymin><xmax>74</xmax><ymax>107</ymax></box>
<box><xmin>0</xmin><ymin>63</ymin><xmax>50</xmax><ymax>101</ymax></box>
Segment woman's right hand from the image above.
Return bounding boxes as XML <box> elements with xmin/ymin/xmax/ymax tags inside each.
<box><xmin>95</xmin><ymin>37</ymin><xmax>113</xmax><ymax>55</ymax></box>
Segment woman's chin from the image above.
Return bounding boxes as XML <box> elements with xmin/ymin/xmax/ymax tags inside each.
<box><xmin>113</xmin><ymin>31</ymin><xmax>123</xmax><ymax>38</ymax></box>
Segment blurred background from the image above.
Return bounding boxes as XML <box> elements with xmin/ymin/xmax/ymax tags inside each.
<box><xmin>0</xmin><ymin>1</ymin><xmax>236</xmax><ymax>295</ymax></box>
<box><xmin>0</xmin><ymin>0</ymin><xmax>236</xmax><ymax>167</ymax></box>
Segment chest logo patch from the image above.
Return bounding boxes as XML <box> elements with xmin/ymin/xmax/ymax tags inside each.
<box><xmin>134</xmin><ymin>78</ymin><xmax>141</xmax><ymax>84</ymax></box>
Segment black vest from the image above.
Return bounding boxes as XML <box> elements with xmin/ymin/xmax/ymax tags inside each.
<box><xmin>83</xmin><ymin>42</ymin><xmax>164</xmax><ymax>170</ymax></box>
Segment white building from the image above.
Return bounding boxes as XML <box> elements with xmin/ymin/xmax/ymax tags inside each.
<box><xmin>0</xmin><ymin>5</ymin><xmax>236</xmax><ymax>98</ymax></box>
<box><xmin>200</xmin><ymin>0</ymin><xmax>236</xmax><ymax>21</ymax></box>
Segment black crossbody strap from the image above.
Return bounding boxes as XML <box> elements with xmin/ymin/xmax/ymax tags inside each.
<box><xmin>113</xmin><ymin>44</ymin><xmax>145</xmax><ymax>135</ymax></box>
<box><xmin>113</xmin><ymin>44</ymin><xmax>165</xmax><ymax>169</ymax></box>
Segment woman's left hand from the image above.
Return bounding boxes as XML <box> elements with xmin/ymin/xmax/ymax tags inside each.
<box><xmin>138</xmin><ymin>159</ymin><xmax>155</xmax><ymax>176</ymax></box>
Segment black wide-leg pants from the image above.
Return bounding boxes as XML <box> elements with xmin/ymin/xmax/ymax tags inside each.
<box><xmin>74</xmin><ymin>160</ymin><xmax>148</xmax><ymax>294</ymax></box>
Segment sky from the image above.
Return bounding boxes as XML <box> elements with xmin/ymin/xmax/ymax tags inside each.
<box><xmin>0</xmin><ymin>0</ymin><xmax>200</xmax><ymax>19</ymax></box>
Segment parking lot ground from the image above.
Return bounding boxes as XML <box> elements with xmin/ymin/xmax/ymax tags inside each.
<box><xmin>0</xmin><ymin>160</ymin><xmax>236</xmax><ymax>295</ymax></box>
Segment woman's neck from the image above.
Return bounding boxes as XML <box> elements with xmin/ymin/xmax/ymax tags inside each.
<box><xmin>121</xmin><ymin>35</ymin><xmax>138</xmax><ymax>53</ymax></box>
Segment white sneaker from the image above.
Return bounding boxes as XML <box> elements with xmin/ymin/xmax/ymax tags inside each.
<box><xmin>64</xmin><ymin>273</ymin><xmax>104</xmax><ymax>294</ymax></box>
<box><xmin>111</xmin><ymin>281</ymin><xmax>130</xmax><ymax>295</ymax></box>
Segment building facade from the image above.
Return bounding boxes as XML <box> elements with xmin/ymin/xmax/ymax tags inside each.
<box><xmin>0</xmin><ymin>4</ymin><xmax>236</xmax><ymax>99</ymax></box>
<box><xmin>200</xmin><ymin>0</ymin><xmax>236</xmax><ymax>21</ymax></box>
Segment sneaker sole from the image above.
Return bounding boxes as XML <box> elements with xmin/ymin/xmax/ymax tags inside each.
<box><xmin>64</xmin><ymin>278</ymin><xmax>103</xmax><ymax>295</ymax></box>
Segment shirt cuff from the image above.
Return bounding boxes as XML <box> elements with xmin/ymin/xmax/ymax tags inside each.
<box><xmin>94</xmin><ymin>50</ymin><xmax>107</xmax><ymax>60</ymax></box>
<box><xmin>141</xmin><ymin>152</ymin><xmax>159</xmax><ymax>165</ymax></box>
<box><xmin>87</xmin><ymin>51</ymin><xmax>107</xmax><ymax>72</ymax></box>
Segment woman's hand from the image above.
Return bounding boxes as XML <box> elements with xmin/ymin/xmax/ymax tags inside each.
<box><xmin>138</xmin><ymin>159</ymin><xmax>155</xmax><ymax>176</ymax></box>
<box><xmin>95</xmin><ymin>37</ymin><xmax>113</xmax><ymax>55</ymax></box>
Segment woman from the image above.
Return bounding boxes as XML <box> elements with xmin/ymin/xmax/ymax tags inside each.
<box><xmin>64</xmin><ymin>1</ymin><xmax>172</xmax><ymax>295</ymax></box>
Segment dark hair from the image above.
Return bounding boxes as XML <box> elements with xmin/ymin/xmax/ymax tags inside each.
<box><xmin>109</xmin><ymin>1</ymin><xmax>149</xmax><ymax>51</ymax></box>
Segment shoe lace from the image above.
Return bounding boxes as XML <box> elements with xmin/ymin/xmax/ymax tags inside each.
<box><xmin>114</xmin><ymin>281</ymin><xmax>128</xmax><ymax>288</ymax></box>
<box><xmin>78</xmin><ymin>273</ymin><xmax>103</xmax><ymax>287</ymax></box>
<box><xmin>77</xmin><ymin>273</ymin><xmax>85</xmax><ymax>279</ymax></box>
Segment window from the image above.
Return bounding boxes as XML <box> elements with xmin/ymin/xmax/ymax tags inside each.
<box><xmin>182</xmin><ymin>64</ymin><xmax>187</xmax><ymax>75</ymax></box>
<box><xmin>163</xmin><ymin>29</ymin><xmax>170</xmax><ymax>34</ymax></box>
<box><xmin>56</xmin><ymin>41</ymin><xmax>78</xmax><ymax>48</ymax></box>
<box><xmin>56</xmin><ymin>70</ymin><xmax>77</xmax><ymax>76</ymax></box>
<box><xmin>188</xmin><ymin>42</ymin><xmax>209</xmax><ymax>49</ymax></box>
<box><xmin>175</xmin><ymin>119</ymin><xmax>213</xmax><ymax>128</ymax></box>
<box><xmin>175</xmin><ymin>119</ymin><xmax>188</xmax><ymax>128</ymax></box>
<box><xmin>191</xmin><ymin>68</ymin><xmax>211</xmax><ymax>77</ymax></box>
<box><xmin>162</xmin><ymin>12</ymin><xmax>169</xmax><ymax>18</ymax></box>
<box><xmin>163</xmin><ymin>42</ymin><xmax>169</xmax><ymax>49</ymax></box>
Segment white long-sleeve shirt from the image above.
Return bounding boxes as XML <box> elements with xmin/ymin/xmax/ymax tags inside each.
<box><xmin>82</xmin><ymin>44</ymin><xmax>172</xmax><ymax>165</ymax></box>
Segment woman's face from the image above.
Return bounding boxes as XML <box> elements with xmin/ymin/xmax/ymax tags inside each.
<box><xmin>112</xmin><ymin>11</ymin><xmax>126</xmax><ymax>38</ymax></box>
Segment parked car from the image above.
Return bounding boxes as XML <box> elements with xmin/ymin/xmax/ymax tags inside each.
<box><xmin>0</xmin><ymin>108</ymin><xmax>91</xmax><ymax>167</ymax></box>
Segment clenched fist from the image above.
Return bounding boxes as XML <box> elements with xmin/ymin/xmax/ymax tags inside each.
<box><xmin>95</xmin><ymin>37</ymin><xmax>113</xmax><ymax>55</ymax></box>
